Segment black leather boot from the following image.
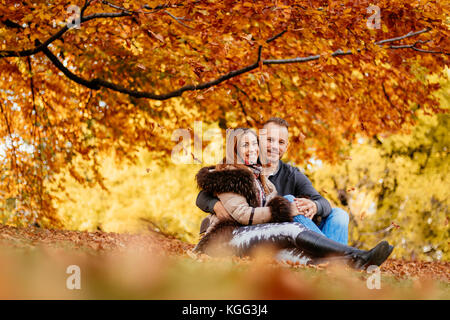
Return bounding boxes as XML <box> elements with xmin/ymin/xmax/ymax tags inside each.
<box><xmin>294</xmin><ymin>230</ymin><xmax>394</xmax><ymax>270</ymax></box>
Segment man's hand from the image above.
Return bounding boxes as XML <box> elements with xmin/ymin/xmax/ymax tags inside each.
<box><xmin>213</xmin><ymin>201</ymin><xmax>230</xmax><ymax>220</ymax></box>
<box><xmin>294</xmin><ymin>198</ymin><xmax>317</xmax><ymax>219</ymax></box>
<box><xmin>290</xmin><ymin>202</ymin><xmax>300</xmax><ymax>217</ymax></box>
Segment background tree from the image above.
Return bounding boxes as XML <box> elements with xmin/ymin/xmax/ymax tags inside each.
<box><xmin>0</xmin><ymin>0</ymin><xmax>449</xmax><ymax>226</ymax></box>
<box><xmin>307</xmin><ymin>69</ymin><xmax>449</xmax><ymax>260</ymax></box>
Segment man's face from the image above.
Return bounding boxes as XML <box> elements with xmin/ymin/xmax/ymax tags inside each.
<box><xmin>260</xmin><ymin>123</ymin><xmax>289</xmax><ymax>164</ymax></box>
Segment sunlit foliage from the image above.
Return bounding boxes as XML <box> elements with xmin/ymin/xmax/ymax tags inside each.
<box><xmin>306</xmin><ymin>69</ymin><xmax>449</xmax><ymax>261</ymax></box>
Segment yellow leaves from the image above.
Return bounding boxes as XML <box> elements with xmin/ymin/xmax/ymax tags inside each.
<box><xmin>232</xmin><ymin>3</ymin><xmax>242</xmax><ymax>11</ymax></box>
<box><xmin>328</xmin><ymin>57</ymin><xmax>339</xmax><ymax>66</ymax></box>
<box><xmin>51</xmin><ymin>150</ymin><xmax>204</xmax><ymax>243</ymax></box>
<box><xmin>308</xmin><ymin>76</ymin><xmax>450</xmax><ymax>258</ymax></box>
<box><xmin>342</xmin><ymin>8</ymin><xmax>353</xmax><ymax>16</ymax></box>
<box><xmin>241</xmin><ymin>33</ymin><xmax>253</xmax><ymax>42</ymax></box>
<box><xmin>23</xmin><ymin>13</ymin><xmax>34</xmax><ymax>23</ymax></box>
<box><xmin>351</xmin><ymin>70</ymin><xmax>364</xmax><ymax>80</ymax></box>
<box><xmin>197</xmin><ymin>9</ymin><xmax>209</xmax><ymax>16</ymax></box>
<box><xmin>85</xmin><ymin>27</ymin><xmax>97</xmax><ymax>35</ymax></box>
<box><xmin>222</xmin><ymin>33</ymin><xmax>234</xmax><ymax>43</ymax></box>
<box><xmin>148</xmin><ymin>30</ymin><xmax>165</xmax><ymax>42</ymax></box>
<box><xmin>12</xmin><ymin>57</ymin><xmax>28</xmax><ymax>74</ymax></box>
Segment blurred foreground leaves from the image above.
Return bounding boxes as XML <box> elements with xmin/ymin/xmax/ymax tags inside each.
<box><xmin>0</xmin><ymin>224</ymin><xmax>449</xmax><ymax>300</ymax></box>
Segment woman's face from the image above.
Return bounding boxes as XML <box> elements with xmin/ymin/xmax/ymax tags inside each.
<box><xmin>238</xmin><ymin>132</ymin><xmax>259</xmax><ymax>165</ymax></box>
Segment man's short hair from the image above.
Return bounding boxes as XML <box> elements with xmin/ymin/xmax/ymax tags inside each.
<box><xmin>263</xmin><ymin>117</ymin><xmax>289</xmax><ymax>129</ymax></box>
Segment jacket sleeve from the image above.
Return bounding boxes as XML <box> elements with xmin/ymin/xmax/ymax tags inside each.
<box><xmin>196</xmin><ymin>190</ymin><xmax>219</xmax><ymax>214</ymax></box>
<box><xmin>217</xmin><ymin>192</ymin><xmax>273</xmax><ymax>225</ymax></box>
<box><xmin>292</xmin><ymin>168</ymin><xmax>332</xmax><ymax>218</ymax></box>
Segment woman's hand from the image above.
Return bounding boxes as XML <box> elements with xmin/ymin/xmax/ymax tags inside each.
<box><xmin>213</xmin><ymin>201</ymin><xmax>231</xmax><ymax>220</ymax></box>
<box><xmin>294</xmin><ymin>198</ymin><xmax>318</xmax><ymax>219</ymax></box>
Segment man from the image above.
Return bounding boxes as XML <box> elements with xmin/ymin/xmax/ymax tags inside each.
<box><xmin>196</xmin><ymin>117</ymin><xmax>349</xmax><ymax>244</ymax></box>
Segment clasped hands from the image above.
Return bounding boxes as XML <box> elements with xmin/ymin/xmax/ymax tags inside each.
<box><xmin>291</xmin><ymin>198</ymin><xmax>317</xmax><ymax>219</ymax></box>
<box><xmin>213</xmin><ymin>197</ymin><xmax>318</xmax><ymax>220</ymax></box>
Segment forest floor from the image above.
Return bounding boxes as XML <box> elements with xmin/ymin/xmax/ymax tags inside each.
<box><xmin>0</xmin><ymin>224</ymin><xmax>449</xmax><ymax>299</ymax></box>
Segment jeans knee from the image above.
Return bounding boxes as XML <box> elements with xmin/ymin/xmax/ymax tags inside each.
<box><xmin>330</xmin><ymin>208</ymin><xmax>349</xmax><ymax>225</ymax></box>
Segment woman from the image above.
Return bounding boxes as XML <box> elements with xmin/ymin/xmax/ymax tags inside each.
<box><xmin>194</xmin><ymin>128</ymin><xmax>393</xmax><ymax>270</ymax></box>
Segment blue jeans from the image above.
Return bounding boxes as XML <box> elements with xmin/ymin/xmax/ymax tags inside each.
<box><xmin>283</xmin><ymin>195</ymin><xmax>349</xmax><ymax>245</ymax></box>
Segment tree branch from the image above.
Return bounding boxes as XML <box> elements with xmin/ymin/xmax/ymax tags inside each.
<box><xmin>388</xmin><ymin>40</ymin><xmax>449</xmax><ymax>55</ymax></box>
<box><xmin>41</xmin><ymin>42</ymin><xmax>101</xmax><ymax>90</ymax></box>
<box><xmin>231</xmin><ymin>84</ymin><xmax>257</xmax><ymax>126</ymax></box>
<box><xmin>358</xmin><ymin>223</ymin><xmax>396</xmax><ymax>236</ymax></box>
<box><xmin>0</xmin><ymin>101</ymin><xmax>18</xmax><ymax>175</ymax></box>
<box><xmin>1</xmin><ymin>19</ymin><xmax>25</xmax><ymax>29</ymax></box>
<box><xmin>43</xmin><ymin>27</ymin><xmax>446</xmax><ymax>100</ymax></box>
<box><xmin>263</xmin><ymin>29</ymin><xmax>449</xmax><ymax>65</ymax></box>
<box><xmin>0</xmin><ymin>0</ymin><xmax>198</xmax><ymax>59</ymax></box>
<box><xmin>374</xmin><ymin>28</ymin><xmax>431</xmax><ymax>45</ymax></box>
<box><xmin>381</xmin><ymin>83</ymin><xmax>398</xmax><ymax>111</ymax></box>
<box><xmin>42</xmin><ymin>39</ymin><xmax>263</xmax><ymax>99</ymax></box>
<box><xmin>81</xmin><ymin>0</ymin><xmax>92</xmax><ymax>17</ymax></box>
<box><xmin>266</xmin><ymin>30</ymin><xmax>287</xmax><ymax>43</ymax></box>
<box><xmin>10</xmin><ymin>26</ymin><xmax>448</xmax><ymax>101</ymax></box>
<box><xmin>101</xmin><ymin>0</ymin><xmax>189</xmax><ymax>14</ymax></box>
<box><xmin>0</xmin><ymin>10</ymin><xmax>132</xmax><ymax>58</ymax></box>
<box><xmin>27</xmin><ymin>56</ymin><xmax>38</xmax><ymax>145</ymax></box>
<box><xmin>263</xmin><ymin>48</ymin><xmax>357</xmax><ymax>65</ymax></box>
<box><xmin>163</xmin><ymin>10</ymin><xmax>193</xmax><ymax>29</ymax></box>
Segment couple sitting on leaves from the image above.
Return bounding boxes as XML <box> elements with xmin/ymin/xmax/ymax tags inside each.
<box><xmin>193</xmin><ymin>118</ymin><xmax>393</xmax><ymax>270</ymax></box>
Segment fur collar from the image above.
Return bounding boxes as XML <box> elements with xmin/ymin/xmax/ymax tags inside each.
<box><xmin>196</xmin><ymin>164</ymin><xmax>260</xmax><ymax>208</ymax></box>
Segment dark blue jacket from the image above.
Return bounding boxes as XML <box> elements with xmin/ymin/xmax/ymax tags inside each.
<box><xmin>196</xmin><ymin>160</ymin><xmax>332</xmax><ymax>219</ymax></box>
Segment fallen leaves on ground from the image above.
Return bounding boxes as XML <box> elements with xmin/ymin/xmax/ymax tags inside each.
<box><xmin>0</xmin><ymin>224</ymin><xmax>193</xmax><ymax>256</ymax></box>
<box><xmin>0</xmin><ymin>224</ymin><xmax>448</xmax><ymax>299</ymax></box>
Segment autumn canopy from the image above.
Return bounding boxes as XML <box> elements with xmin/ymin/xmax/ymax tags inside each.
<box><xmin>0</xmin><ymin>0</ymin><xmax>449</xmax><ymax>225</ymax></box>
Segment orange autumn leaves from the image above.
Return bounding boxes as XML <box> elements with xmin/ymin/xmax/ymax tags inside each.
<box><xmin>0</xmin><ymin>0</ymin><xmax>449</xmax><ymax>226</ymax></box>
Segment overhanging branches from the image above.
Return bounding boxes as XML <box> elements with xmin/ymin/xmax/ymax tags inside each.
<box><xmin>40</xmin><ymin>28</ymin><xmax>448</xmax><ymax>101</ymax></box>
<box><xmin>1</xmin><ymin>2</ymin><xmax>448</xmax><ymax>101</ymax></box>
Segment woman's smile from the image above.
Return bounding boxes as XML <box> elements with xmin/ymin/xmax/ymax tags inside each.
<box><xmin>238</xmin><ymin>132</ymin><xmax>259</xmax><ymax>164</ymax></box>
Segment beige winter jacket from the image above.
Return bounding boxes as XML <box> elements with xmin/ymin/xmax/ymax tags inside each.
<box><xmin>196</xmin><ymin>164</ymin><xmax>294</xmax><ymax>236</ymax></box>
